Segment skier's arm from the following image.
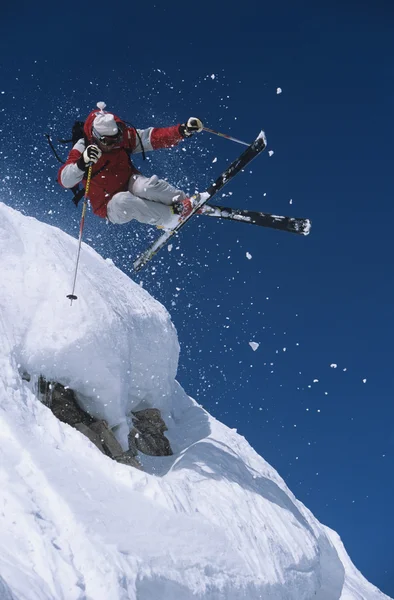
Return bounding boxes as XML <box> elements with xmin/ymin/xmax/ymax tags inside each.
<box><xmin>127</xmin><ymin>125</ymin><xmax>183</xmax><ymax>154</ymax></box>
<box><xmin>128</xmin><ymin>118</ymin><xmax>203</xmax><ymax>154</ymax></box>
<box><xmin>58</xmin><ymin>141</ymin><xmax>102</xmax><ymax>188</ymax></box>
<box><xmin>58</xmin><ymin>140</ymin><xmax>87</xmax><ymax>189</ymax></box>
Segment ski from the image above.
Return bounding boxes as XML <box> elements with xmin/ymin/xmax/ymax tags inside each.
<box><xmin>199</xmin><ymin>204</ymin><xmax>311</xmax><ymax>235</ymax></box>
<box><xmin>133</xmin><ymin>131</ymin><xmax>267</xmax><ymax>271</ymax></box>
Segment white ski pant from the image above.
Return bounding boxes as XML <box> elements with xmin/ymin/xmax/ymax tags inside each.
<box><xmin>106</xmin><ymin>174</ymin><xmax>186</xmax><ymax>228</ymax></box>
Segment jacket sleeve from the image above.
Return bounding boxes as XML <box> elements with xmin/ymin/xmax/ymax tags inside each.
<box><xmin>57</xmin><ymin>139</ymin><xmax>86</xmax><ymax>189</ymax></box>
<box><xmin>126</xmin><ymin>125</ymin><xmax>184</xmax><ymax>154</ymax></box>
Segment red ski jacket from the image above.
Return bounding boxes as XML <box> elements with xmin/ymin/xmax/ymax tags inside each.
<box><xmin>58</xmin><ymin>109</ymin><xmax>185</xmax><ymax>218</ymax></box>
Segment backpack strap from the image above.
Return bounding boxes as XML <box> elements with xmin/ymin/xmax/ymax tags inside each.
<box><xmin>124</xmin><ymin>121</ymin><xmax>146</xmax><ymax>161</ymax></box>
<box><xmin>45</xmin><ymin>133</ymin><xmax>65</xmax><ymax>164</ymax></box>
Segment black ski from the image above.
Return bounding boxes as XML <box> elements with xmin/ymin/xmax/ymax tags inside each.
<box><xmin>133</xmin><ymin>131</ymin><xmax>267</xmax><ymax>271</ymax></box>
<box><xmin>200</xmin><ymin>204</ymin><xmax>311</xmax><ymax>235</ymax></box>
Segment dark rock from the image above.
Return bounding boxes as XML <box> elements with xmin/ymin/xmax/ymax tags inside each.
<box><xmin>116</xmin><ymin>451</ymin><xmax>142</xmax><ymax>469</ymax></box>
<box><xmin>73</xmin><ymin>423</ymin><xmax>105</xmax><ymax>453</ymax></box>
<box><xmin>89</xmin><ymin>421</ymin><xmax>124</xmax><ymax>458</ymax></box>
<box><xmin>50</xmin><ymin>382</ymin><xmax>94</xmax><ymax>427</ymax></box>
<box><xmin>130</xmin><ymin>408</ymin><xmax>173</xmax><ymax>456</ymax></box>
<box><xmin>34</xmin><ymin>376</ymin><xmax>170</xmax><ymax>469</ymax></box>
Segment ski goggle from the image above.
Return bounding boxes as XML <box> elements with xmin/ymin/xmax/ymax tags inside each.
<box><xmin>92</xmin><ymin>125</ymin><xmax>123</xmax><ymax>147</ymax></box>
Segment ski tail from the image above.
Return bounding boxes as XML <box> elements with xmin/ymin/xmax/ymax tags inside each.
<box><xmin>200</xmin><ymin>204</ymin><xmax>311</xmax><ymax>235</ymax></box>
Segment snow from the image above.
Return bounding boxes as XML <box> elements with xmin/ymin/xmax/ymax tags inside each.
<box><xmin>0</xmin><ymin>201</ymin><xmax>390</xmax><ymax>600</ymax></box>
<box><xmin>249</xmin><ymin>341</ymin><xmax>260</xmax><ymax>351</ymax></box>
<box><xmin>276</xmin><ymin>87</ymin><xmax>282</xmax><ymax>94</ymax></box>
<box><xmin>268</xmin><ymin>150</ymin><xmax>275</xmax><ymax>156</ymax></box>
<box><xmin>246</xmin><ymin>251</ymin><xmax>252</xmax><ymax>260</ymax></box>
<box><xmin>257</xmin><ymin>129</ymin><xmax>267</xmax><ymax>145</ymax></box>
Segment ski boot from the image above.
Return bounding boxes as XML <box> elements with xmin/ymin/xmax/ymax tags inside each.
<box><xmin>171</xmin><ymin>197</ymin><xmax>197</xmax><ymax>220</ymax></box>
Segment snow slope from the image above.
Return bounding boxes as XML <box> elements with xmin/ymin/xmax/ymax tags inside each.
<box><xmin>0</xmin><ymin>202</ymin><xmax>390</xmax><ymax>600</ymax></box>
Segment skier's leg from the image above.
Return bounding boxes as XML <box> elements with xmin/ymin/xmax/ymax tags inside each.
<box><xmin>129</xmin><ymin>174</ymin><xmax>186</xmax><ymax>206</ymax></box>
<box><xmin>107</xmin><ymin>191</ymin><xmax>179</xmax><ymax>228</ymax></box>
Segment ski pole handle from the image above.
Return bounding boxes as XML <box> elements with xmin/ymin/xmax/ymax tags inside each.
<box><xmin>202</xmin><ymin>126</ymin><xmax>250</xmax><ymax>147</ymax></box>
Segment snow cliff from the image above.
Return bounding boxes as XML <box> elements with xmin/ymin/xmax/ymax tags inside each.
<box><xmin>0</xmin><ymin>202</ymin><xmax>390</xmax><ymax>600</ymax></box>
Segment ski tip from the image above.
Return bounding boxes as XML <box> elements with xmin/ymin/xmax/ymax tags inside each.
<box><xmin>257</xmin><ymin>130</ymin><xmax>267</xmax><ymax>146</ymax></box>
<box><xmin>302</xmin><ymin>219</ymin><xmax>312</xmax><ymax>235</ymax></box>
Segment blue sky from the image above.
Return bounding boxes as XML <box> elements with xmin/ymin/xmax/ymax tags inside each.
<box><xmin>1</xmin><ymin>0</ymin><xmax>393</xmax><ymax>594</ymax></box>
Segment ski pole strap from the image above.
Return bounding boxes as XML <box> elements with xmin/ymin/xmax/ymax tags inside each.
<box><xmin>72</xmin><ymin>187</ymin><xmax>85</xmax><ymax>206</ymax></box>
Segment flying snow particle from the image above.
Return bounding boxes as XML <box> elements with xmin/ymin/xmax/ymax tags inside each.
<box><xmin>249</xmin><ymin>342</ymin><xmax>260</xmax><ymax>351</ymax></box>
<box><xmin>362</xmin><ymin>378</ymin><xmax>367</xmax><ymax>383</ymax></box>
<box><xmin>212</xmin><ymin>157</ymin><xmax>217</xmax><ymax>163</ymax></box>
<box><xmin>289</xmin><ymin>198</ymin><xmax>293</xmax><ymax>204</ymax></box>
<box><xmin>276</xmin><ymin>87</ymin><xmax>282</xmax><ymax>94</ymax></box>
<box><xmin>246</xmin><ymin>252</ymin><xmax>252</xmax><ymax>260</ymax></box>
<box><xmin>330</xmin><ymin>363</ymin><xmax>337</xmax><ymax>369</ymax></box>
<box><xmin>168</xmin><ymin>244</ymin><xmax>173</xmax><ymax>252</ymax></box>
<box><xmin>211</xmin><ymin>74</ymin><xmax>216</xmax><ymax>80</ymax></box>
<box><xmin>313</xmin><ymin>379</ymin><xmax>319</xmax><ymax>383</ymax></box>
<box><xmin>268</xmin><ymin>150</ymin><xmax>275</xmax><ymax>157</ymax></box>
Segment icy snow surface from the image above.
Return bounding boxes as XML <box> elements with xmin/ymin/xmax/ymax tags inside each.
<box><xmin>0</xmin><ymin>202</ymin><xmax>390</xmax><ymax>600</ymax></box>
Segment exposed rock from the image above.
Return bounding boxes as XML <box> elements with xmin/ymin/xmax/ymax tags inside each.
<box><xmin>129</xmin><ymin>408</ymin><xmax>173</xmax><ymax>456</ymax></box>
<box><xmin>32</xmin><ymin>376</ymin><xmax>171</xmax><ymax>469</ymax></box>
<box><xmin>49</xmin><ymin>382</ymin><xmax>94</xmax><ymax>426</ymax></box>
<box><xmin>90</xmin><ymin>420</ymin><xmax>124</xmax><ymax>458</ymax></box>
<box><xmin>74</xmin><ymin>423</ymin><xmax>105</xmax><ymax>453</ymax></box>
<box><xmin>115</xmin><ymin>451</ymin><xmax>142</xmax><ymax>469</ymax></box>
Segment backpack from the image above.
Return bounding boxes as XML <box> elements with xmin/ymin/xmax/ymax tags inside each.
<box><xmin>46</xmin><ymin>119</ymin><xmax>146</xmax><ymax>207</ymax></box>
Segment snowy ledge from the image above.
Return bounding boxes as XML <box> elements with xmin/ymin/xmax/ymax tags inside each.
<box><xmin>0</xmin><ymin>202</ymin><xmax>389</xmax><ymax>600</ymax></box>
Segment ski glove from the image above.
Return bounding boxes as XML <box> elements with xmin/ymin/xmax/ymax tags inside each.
<box><xmin>180</xmin><ymin>117</ymin><xmax>204</xmax><ymax>137</ymax></box>
<box><xmin>77</xmin><ymin>144</ymin><xmax>102</xmax><ymax>171</ymax></box>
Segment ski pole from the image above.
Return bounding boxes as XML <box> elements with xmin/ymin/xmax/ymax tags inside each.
<box><xmin>66</xmin><ymin>164</ymin><xmax>93</xmax><ymax>304</ymax></box>
<box><xmin>202</xmin><ymin>126</ymin><xmax>250</xmax><ymax>147</ymax></box>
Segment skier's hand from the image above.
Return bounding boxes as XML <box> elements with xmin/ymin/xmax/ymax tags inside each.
<box><xmin>83</xmin><ymin>144</ymin><xmax>102</xmax><ymax>165</ymax></box>
<box><xmin>77</xmin><ymin>144</ymin><xmax>102</xmax><ymax>170</ymax></box>
<box><xmin>180</xmin><ymin>117</ymin><xmax>204</xmax><ymax>137</ymax></box>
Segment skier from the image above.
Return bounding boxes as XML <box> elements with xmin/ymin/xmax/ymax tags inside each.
<box><xmin>58</xmin><ymin>102</ymin><xmax>203</xmax><ymax>229</ymax></box>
